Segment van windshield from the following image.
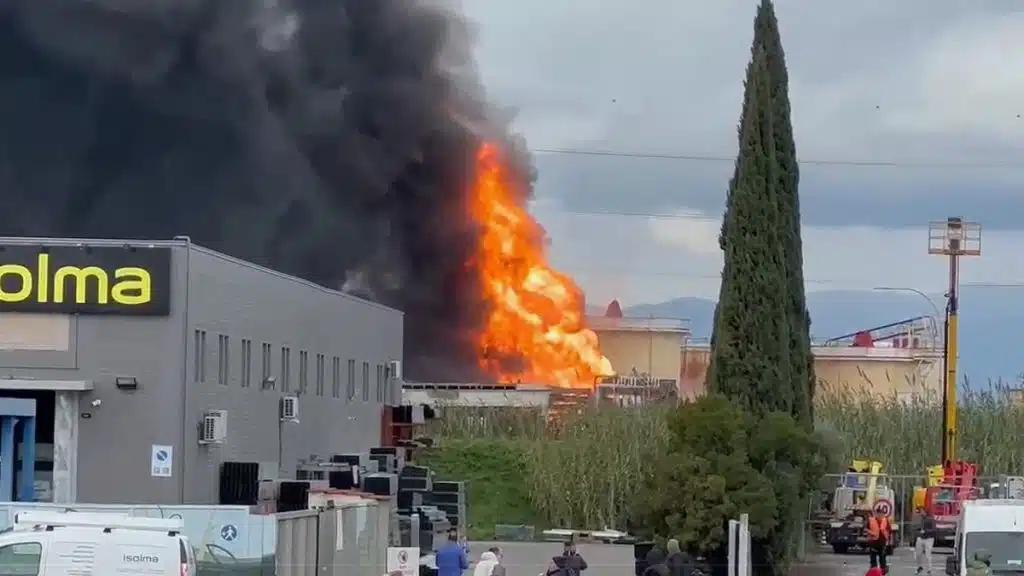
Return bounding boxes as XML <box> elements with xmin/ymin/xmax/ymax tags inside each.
<box><xmin>966</xmin><ymin>532</ymin><xmax>1024</xmax><ymax>572</ymax></box>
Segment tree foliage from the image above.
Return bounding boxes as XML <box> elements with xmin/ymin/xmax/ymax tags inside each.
<box><xmin>631</xmin><ymin>396</ymin><xmax>830</xmax><ymax>575</ymax></box>
<box><xmin>695</xmin><ymin>3</ymin><xmax>820</xmax><ymax>572</ymax></box>
<box><xmin>753</xmin><ymin>0</ymin><xmax>816</xmax><ymax>424</ymax></box>
<box><xmin>706</xmin><ymin>44</ymin><xmax>792</xmax><ymax>416</ymax></box>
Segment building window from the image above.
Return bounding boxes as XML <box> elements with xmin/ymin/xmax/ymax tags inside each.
<box><xmin>315</xmin><ymin>353</ymin><xmax>325</xmax><ymax>396</ymax></box>
<box><xmin>281</xmin><ymin>347</ymin><xmax>291</xmax><ymax>392</ymax></box>
<box><xmin>298</xmin><ymin>350</ymin><xmax>309</xmax><ymax>394</ymax></box>
<box><xmin>361</xmin><ymin>362</ymin><xmax>370</xmax><ymax>402</ymax></box>
<box><xmin>332</xmin><ymin>357</ymin><xmax>341</xmax><ymax>398</ymax></box>
<box><xmin>217</xmin><ymin>334</ymin><xmax>230</xmax><ymax>385</ymax></box>
<box><xmin>261</xmin><ymin>343</ymin><xmax>273</xmax><ymax>389</ymax></box>
<box><xmin>193</xmin><ymin>329</ymin><xmax>207</xmax><ymax>383</ymax></box>
<box><xmin>374</xmin><ymin>364</ymin><xmax>382</xmax><ymax>403</ymax></box>
<box><xmin>241</xmin><ymin>339</ymin><xmax>252</xmax><ymax>388</ymax></box>
<box><xmin>346</xmin><ymin>360</ymin><xmax>356</xmax><ymax>401</ymax></box>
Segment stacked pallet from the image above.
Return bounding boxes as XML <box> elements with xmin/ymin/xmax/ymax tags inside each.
<box><xmin>427</xmin><ymin>481</ymin><xmax>466</xmax><ymax>536</ymax></box>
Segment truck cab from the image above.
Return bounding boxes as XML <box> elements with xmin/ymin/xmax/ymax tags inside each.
<box><xmin>947</xmin><ymin>499</ymin><xmax>1024</xmax><ymax>575</ymax></box>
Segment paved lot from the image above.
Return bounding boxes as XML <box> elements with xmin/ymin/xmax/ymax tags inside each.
<box><xmin>467</xmin><ymin>541</ymin><xmax>944</xmax><ymax>576</ymax></box>
<box><xmin>793</xmin><ymin>545</ymin><xmax>947</xmax><ymax>576</ymax></box>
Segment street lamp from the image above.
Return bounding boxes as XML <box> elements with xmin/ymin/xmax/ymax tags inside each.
<box><xmin>928</xmin><ymin>217</ymin><xmax>981</xmax><ymax>464</ymax></box>
<box><xmin>872</xmin><ymin>286</ymin><xmax>942</xmax><ymax>343</ymax></box>
<box><xmin>872</xmin><ymin>286</ymin><xmax>941</xmax><ymax>317</ymax></box>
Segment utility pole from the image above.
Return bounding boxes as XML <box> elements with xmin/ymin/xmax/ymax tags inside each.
<box><xmin>928</xmin><ymin>217</ymin><xmax>981</xmax><ymax>464</ymax></box>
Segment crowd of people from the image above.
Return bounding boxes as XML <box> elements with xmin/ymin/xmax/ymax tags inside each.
<box><xmin>432</xmin><ymin>530</ymin><xmax>704</xmax><ymax>576</ymax></box>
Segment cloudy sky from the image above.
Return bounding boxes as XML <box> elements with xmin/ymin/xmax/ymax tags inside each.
<box><xmin>461</xmin><ymin>0</ymin><xmax>1024</xmax><ymax>307</ymax></box>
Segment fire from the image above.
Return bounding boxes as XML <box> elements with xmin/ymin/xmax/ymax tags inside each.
<box><xmin>468</xmin><ymin>143</ymin><xmax>613</xmax><ymax>388</ymax></box>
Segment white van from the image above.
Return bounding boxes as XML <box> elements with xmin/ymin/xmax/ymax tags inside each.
<box><xmin>0</xmin><ymin>511</ymin><xmax>197</xmax><ymax>576</ymax></box>
<box><xmin>947</xmin><ymin>499</ymin><xmax>1024</xmax><ymax>575</ymax></box>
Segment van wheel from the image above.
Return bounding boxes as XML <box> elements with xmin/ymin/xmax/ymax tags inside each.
<box><xmin>832</xmin><ymin>544</ymin><xmax>849</xmax><ymax>554</ymax></box>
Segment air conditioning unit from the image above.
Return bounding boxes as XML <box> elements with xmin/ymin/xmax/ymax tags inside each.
<box><xmin>199</xmin><ymin>410</ymin><xmax>228</xmax><ymax>445</ymax></box>
<box><xmin>387</xmin><ymin>360</ymin><xmax>402</xmax><ymax>381</ymax></box>
<box><xmin>280</xmin><ymin>395</ymin><xmax>299</xmax><ymax>422</ymax></box>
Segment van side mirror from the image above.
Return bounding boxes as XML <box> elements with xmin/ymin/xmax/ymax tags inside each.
<box><xmin>945</xmin><ymin>555</ymin><xmax>957</xmax><ymax>575</ymax></box>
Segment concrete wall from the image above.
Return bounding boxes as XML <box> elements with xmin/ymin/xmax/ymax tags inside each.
<box><xmin>181</xmin><ymin>245</ymin><xmax>403</xmax><ymax>504</ymax></box>
<box><xmin>596</xmin><ymin>330</ymin><xmax>683</xmax><ymax>383</ymax></box>
<box><xmin>814</xmin><ymin>356</ymin><xmax>941</xmax><ymax>399</ymax></box>
<box><xmin>677</xmin><ymin>344</ymin><xmax>942</xmax><ymax>401</ymax></box>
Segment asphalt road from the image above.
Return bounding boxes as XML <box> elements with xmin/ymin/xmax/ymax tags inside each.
<box><xmin>467</xmin><ymin>541</ymin><xmax>944</xmax><ymax>576</ymax></box>
<box><xmin>793</xmin><ymin>545</ymin><xmax>947</xmax><ymax>576</ymax></box>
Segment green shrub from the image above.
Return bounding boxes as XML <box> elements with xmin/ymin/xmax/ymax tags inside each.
<box><xmin>422</xmin><ymin>381</ymin><xmax>1024</xmax><ymax>538</ymax></box>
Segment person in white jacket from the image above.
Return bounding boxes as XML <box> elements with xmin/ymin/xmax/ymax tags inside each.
<box><xmin>474</xmin><ymin>550</ymin><xmax>504</xmax><ymax>576</ymax></box>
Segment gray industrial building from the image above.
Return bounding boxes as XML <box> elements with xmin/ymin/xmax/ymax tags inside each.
<box><xmin>0</xmin><ymin>237</ymin><xmax>403</xmax><ymax>506</ymax></box>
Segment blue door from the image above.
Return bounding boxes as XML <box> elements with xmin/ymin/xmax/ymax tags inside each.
<box><xmin>0</xmin><ymin>398</ymin><xmax>36</xmax><ymax>502</ymax></box>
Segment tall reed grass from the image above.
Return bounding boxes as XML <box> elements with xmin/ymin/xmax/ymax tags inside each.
<box><xmin>818</xmin><ymin>378</ymin><xmax>1024</xmax><ymax>474</ymax></box>
<box><xmin>425</xmin><ymin>379</ymin><xmax>1024</xmax><ymax>531</ymax></box>
<box><xmin>427</xmin><ymin>404</ymin><xmax>671</xmax><ymax>530</ymax></box>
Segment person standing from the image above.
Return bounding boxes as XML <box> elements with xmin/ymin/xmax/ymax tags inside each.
<box><xmin>665</xmin><ymin>539</ymin><xmax>694</xmax><ymax>576</ymax></box>
<box><xmin>546</xmin><ymin>541</ymin><xmax>588</xmax><ymax>576</ymax></box>
<box><xmin>966</xmin><ymin>550</ymin><xmax>992</xmax><ymax>576</ymax></box>
<box><xmin>916</xmin><ymin>508</ymin><xmax>936</xmax><ymax>575</ymax></box>
<box><xmin>487</xmin><ymin>547</ymin><xmax>506</xmax><ymax>576</ymax></box>
<box><xmin>436</xmin><ymin>530</ymin><xmax>470</xmax><ymax>576</ymax></box>
<box><xmin>866</xmin><ymin>508</ymin><xmax>892</xmax><ymax>574</ymax></box>
<box><xmin>642</xmin><ymin>547</ymin><xmax>669</xmax><ymax>576</ymax></box>
<box><xmin>473</xmin><ymin>550</ymin><xmax>500</xmax><ymax>576</ymax></box>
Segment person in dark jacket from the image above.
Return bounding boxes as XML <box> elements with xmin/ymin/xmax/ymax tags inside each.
<box><xmin>915</xmin><ymin>508</ymin><xmax>936</xmax><ymax>575</ymax></box>
<box><xmin>546</xmin><ymin>541</ymin><xmax>588</xmax><ymax>576</ymax></box>
<box><xmin>643</xmin><ymin>547</ymin><xmax>670</xmax><ymax>576</ymax></box>
<box><xmin>665</xmin><ymin>539</ymin><xmax>694</xmax><ymax>576</ymax></box>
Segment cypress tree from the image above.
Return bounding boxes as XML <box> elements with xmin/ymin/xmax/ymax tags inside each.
<box><xmin>706</xmin><ymin>44</ymin><xmax>792</xmax><ymax>415</ymax></box>
<box><xmin>754</xmin><ymin>0</ymin><xmax>815</xmax><ymax>424</ymax></box>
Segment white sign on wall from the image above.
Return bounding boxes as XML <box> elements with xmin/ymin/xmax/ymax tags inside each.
<box><xmin>151</xmin><ymin>445</ymin><xmax>173</xmax><ymax>478</ymax></box>
<box><xmin>387</xmin><ymin>547</ymin><xmax>420</xmax><ymax>576</ymax></box>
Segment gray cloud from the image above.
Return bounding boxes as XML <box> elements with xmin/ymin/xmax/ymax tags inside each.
<box><xmin>465</xmin><ymin>0</ymin><xmax>1024</xmax><ymax>230</ymax></box>
<box><xmin>534</xmin><ymin>155</ymin><xmax>1024</xmax><ymax>229</ymax></box>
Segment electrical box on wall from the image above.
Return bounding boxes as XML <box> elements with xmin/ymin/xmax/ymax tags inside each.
<box><xmin>199</xmin><ymin>410</ymin><xmax>228</xmax><ymax>444</ymax></box>
<box><xmin>280</xmin><ymin>396</ymin><xmax>299</xmax><ymax>422</ymax></box>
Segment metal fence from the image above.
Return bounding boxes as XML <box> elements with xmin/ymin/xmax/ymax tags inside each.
<box><xmin>799</xmin><ymin>472</ymin><xmax>1002</xmax><ymax>558</ymax></box>
<box><xmin>728</xmin><ymin>513</ymin><xmax>752</xmax><ymax>576</ymax></box>
<box><xmin>276</xmin><ymin>500</ymin><xmax>393</xmax><ymax>576</ymax></box>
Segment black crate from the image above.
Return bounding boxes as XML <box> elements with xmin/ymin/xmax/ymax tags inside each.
<box><xmin>219</xmin><ymin>462</ymin><xmax>260</xmax><ymax>505</ymax></box>
<box><xmin>278</xmin><ymin>481</ymin><xmax>309</xmax><ymax>513</ymax></box>
<box><xmin>433</xmin><ymin>481</ymin><xmax>465</xmax><ymax>494</ymax></box>
<box><xmin>401</xmin><ymin>465</ymin><xmax>431</xmax><ymax>478</ymax></box>
<box><xmin>399</xmin><ymin>475</ymin><xmax>432</xmax><ymax>492</ymax></box>
<box><xmin>363</xmin><ymin>473</ymin><xmax>398</xmax><ymax>496</ymax></box>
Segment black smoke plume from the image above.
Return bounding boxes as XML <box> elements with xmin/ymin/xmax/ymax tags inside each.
<box><xmin>0</xmin><ymin>0</ymin><xmax>533</xmax><ymax>382</ymax></box>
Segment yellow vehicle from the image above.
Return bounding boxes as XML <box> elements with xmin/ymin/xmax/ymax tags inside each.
<box><xmin>827</xmin><ymin>460</ymin><xmax>900</xmax><ymax>554</ymax></box>
<box><xmin>913</xmin><ymin>464</ymin><xmax>947</xmax><ymax>510</ymax></box>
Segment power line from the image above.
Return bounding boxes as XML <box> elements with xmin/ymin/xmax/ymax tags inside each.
<box><xmin>531</xmin><ymin>147</ymin><xmax>1024</xmax><ymax>170</ymax></box>
<box><xmin>540</xmin><ymin>207</ymin><xmax>719</xmax><ymax>220</ymax></box>
<box><xmin>562</xmin><ymin>268</ymin><xmax>1024</xmax><ymax>288</ymax></box>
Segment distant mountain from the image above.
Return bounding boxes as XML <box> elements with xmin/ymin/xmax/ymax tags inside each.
<box><xmin>587</xmin><ymin>287</ymin><xmax>1024</xmax><ymax>384</ymax></box>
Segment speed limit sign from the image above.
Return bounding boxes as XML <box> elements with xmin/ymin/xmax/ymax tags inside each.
<box><xmin>873</xmin><ymin>498</ymin><xmax>893</xmax><ymax>516</ymax></box>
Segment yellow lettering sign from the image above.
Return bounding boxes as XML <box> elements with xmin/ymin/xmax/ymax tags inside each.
<box><xmin>0</xmin><ymin>264</ymin><xmax>32</xmax><ymax>302</ymax></box>
<box><xmin>0</xmin><ymin>254</ymin><xmax>153</xmax><ymax>307</ymax></box>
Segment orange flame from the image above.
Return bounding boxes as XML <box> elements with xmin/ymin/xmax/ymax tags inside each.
<box><xmin>468</xmin><ymin>143</ymin><xmax>613</xmax><ymax>388</ymax></box>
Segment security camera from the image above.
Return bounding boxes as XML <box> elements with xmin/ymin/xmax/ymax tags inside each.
<box><xmin>90</xmin><ymin>399</ymin><xmax>102</xmax><ymax>408</ymax></box>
